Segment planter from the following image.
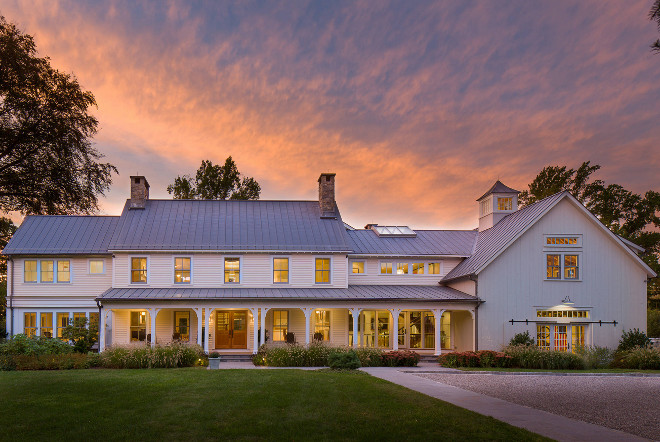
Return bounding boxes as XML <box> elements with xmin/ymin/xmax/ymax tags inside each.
<box><xmin>208</xmin><ymin>357</ymin><xmax>221</xmax><ymax>369</ymax></box>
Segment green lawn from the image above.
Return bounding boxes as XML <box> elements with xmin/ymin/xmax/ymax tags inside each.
<box><xmin>457</xmin><ymin>367</ymin><xmax>660</xmax><ymax>374</ymax></box>
<box><xmin>0</xmin><ymin>368</ymin><xmax>549</xmax><ymax>441</ymax></box>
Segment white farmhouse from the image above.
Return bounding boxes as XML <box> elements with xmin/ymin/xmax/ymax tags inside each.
<box><xmin>3</xmin><ymin>174</ymin><xmax>655</xmax><ymax>355</ymax></box>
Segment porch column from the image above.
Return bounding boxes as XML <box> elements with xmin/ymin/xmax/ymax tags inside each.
<box><xmin>148</xmin><ymin>308</ymin><xmax>158</xmax><ymax>348</ymax></box>
<box><xmin>204</xmin><ymin>307</ymin><xmax>210</xmax><ymax>354</ymax></box>
<box><xmin>99</xmin><ymin>308</ymin><xmax>106</xmax><ymax>352</ymax></box>
<box><xmin>350</xmin><ymin>307</ymin><xmax>361</xmax><ymax>349</ymax></box>
<box><xmin>52</xmin><ymin>312</ymin><xmax>58</xmax><ymax>340</ymax></box>
<box><xmin>433</xmin><ymin>309</ymin><xmax>445</xmax><ymax>356</ymax></box>
<box><xmin>470</xmin><ymin>309</ymin><xmax>476</xmax><ymax>351</ymax></box>
<box><xmin>302</xmin><ymin>308</ymin><xmax>314</xmax><ymax>346</ymax></box>
<box><xmin>390</xmin><ymin>308</ymin><xmax>401</xmax><ymax>351</ymax></box>
<box><xmin>249</xmin><ymin>307</ymin><xmax>259</xmax><ymax>354</ymax></box>
<box><xmin>260</xmin><ymin>307</ymin><xmax>271</xmax><ymax>347</ymax></box>
<box><xmin>194</xmin><ymin>307</ymin><xmax>202</xmax><ymax>347</ymax></box>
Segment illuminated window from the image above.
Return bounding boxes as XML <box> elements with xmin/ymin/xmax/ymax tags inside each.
<box><xmin>130</xmin><ymin>311</ymin><xmax>147</xmax><ymax>341</ymax></box>
<box><xmin>131</xmin><ymin>258</ymin><xmax>147</xmax><ymax>283</ymax></box>
<box><xmin>57</xmin><ymin>313</ymin><xmax>69</xmax><ymax>339</ymax></box>
<box><xmin>423</xmin><ymin>312</ymin><xmax>435</xmax><ymax>348</ymax></box>
<box><xmin>89</xmin><ymin>259</ymin><xmax>104</xmax><ymax>274</ymax></box>
<box><xmin>89</xmin><ymin>313</ymin><xmax>99</xmax><ymax>332</ymax></box>
<box><xmin>224</xmin><ymin>257</ymin><xmax>240</xmax><ymax>283</ymax></box>
<box><xmin>546</xmin><ymin>237</ymin><xmax>579</xmax><ymax>245</ymax></box>
<box><xmin>273</xmin><ymin>258</ymin><xmax>289</xmax><ymax>283</ymax></box>
<box><xmin>546</xmin><ymin>255</ymin><xmax>560</xmax><ymax>279</ymax></box>
<box><xmin>428</xmin><ymin>263</ymin><xmax>441</xmax><ymax>274</ymax></box>
<box><xmin>174</xmin><ymin>257</ymin><xmax>191</xmax><ymax>283</ymax></box>
<box><xmin>537</xmin><ymin>310</ymin><xmax>589</xmax><ymax>318</ymax></box>
<box><xmin>412</xmin><ymin>263</ymin><xmax>425</xmax><ymax>274</ymax></box>
<box><xmin>24</xmin><ymin>312</ymin><xmax>37</xmax><ymax>337</ymax></box>
<box><xmin>273</xmin><ymin>310</ymin><xmax>288</xmax><ymax>342</ymax></box>
<box><xmin>24</xmin><ymin>260</ymin><xmax>37</xmax><ymax>283</ymax></box>
<box><xmin>537</xmin><ymin>325</ymin><xmax>550</xmax><ymax>350</ymax></box>
<box><xmin>57</xmin><ymin>260</ymin><xmax>70</xmax><ymax>283</ymax></box>
<box><xmin>315</xmin><ymin>258</ymin><xmax>330</xmax><ymax>283</ymax></box>
<box><xmin>73</xmin><ymin>312</ymin><xmax>86</xmax><ymax>325</ymax></box>
<box><xmin>380</xmin><ymin>262</ymin><xmax>393</xmax><ymax>274</ymax></box>
<box><xmin>498</xmin><ymin>197</ymin><xmax>513</xmax><ymax>211</ymax></box>
<box><xmin>546</xmin><ymin>253</ymin><xmax>581</xmax><ymax>280</ymax></box>
<box><xmin>396</xmin><ymin>263</ymin><xmax>409</xmax><ymax>275</ymax></box>
<box><xmin>41</xmin><ymin>260</ymin><xmax>54</xmax><ymax>283</ymax></box>
<box><xmin>174</xmin><ymin>311</ymin><xmax>190</xmax><ymax>341</ymax></box>
<box><xmin>314</xmin><ymin>310</ymin><xmax>330</xmax><ymax>341</ymax></box>
<box><xmin>351</xmin><ymin>261</ymin><xmax>365</xmax><ymax>274</ymax></box>
<box><xmin>40</xmin><ymin>313</ymin><xmax>53</xmax><ymax>338</ymax></box>
<box><xmin>564</xmin><ymin>255</ymin><xmax>579</xmax><ymax>279</ymax></box>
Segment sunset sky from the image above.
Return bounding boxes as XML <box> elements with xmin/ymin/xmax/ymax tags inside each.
<box><xmin>3</xmin><ymin>1</ymin><xmax>659</xmax><ymax>229</ymax></box>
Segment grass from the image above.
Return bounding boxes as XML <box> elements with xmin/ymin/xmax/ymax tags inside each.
<box><xmin>457</xmin><ymin>367</ymin><xmax>660</xmax><ymax>374</ymax></box>
<box><xmin>0</xmin><ymin>368</ymin><xmax>549</xmax><ymax>441</ymax></box>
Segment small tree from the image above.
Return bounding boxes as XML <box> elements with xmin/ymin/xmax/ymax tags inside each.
<box><xmin>509</xmin><ymin>331</ymin><xmax>535</xmax><ymax>346</ymax></box>
<box><xmin>617</xmin><ymin>328</ymin><xmax>651</xmax><ymax>352</ymax></box>
<box><xmin>61</xmin><ymin>316</ymin><xmax>98</xmax><ymax>353</ymax></box>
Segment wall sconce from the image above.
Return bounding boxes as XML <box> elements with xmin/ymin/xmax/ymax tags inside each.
<box><xmin>561</xmin><ymin>296</ymin><xmax>574</xmax><ymax>305</ymax></box>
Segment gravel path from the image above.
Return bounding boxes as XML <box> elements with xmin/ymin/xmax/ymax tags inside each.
<box><xmin>416</xmin><ymin>373</ymin><xmax>660</xmax><ymax>440</ymax></box>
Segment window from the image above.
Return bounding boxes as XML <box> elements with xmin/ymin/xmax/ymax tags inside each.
<box><xmin>174</xmin><ymin>311</ymin><xmax>190</xmax><ymax>341</ymax></box>
<box><xmin>273</xmin><ymin>258</ymin><xmax>289</xmax><ymax>283</ymax></box>
<box><xmin>428</xmin><ymin>262</ymin><xmax>441</xmax><ymax>275</ymax></box>
<box><xmin>57</xmin><ymin>260</ymin><xmax>70</xmax><ymax>283</ymax></box>
<box><xmin>24</xmin><ymin>313</ymin><xmax>37</xmax><ymax>337</ymax></box>
<box><xmin>273</xmin><ymin>310</ymin><xmax>288</xmax><ymax>341</ymax></box>
<box><xmin>412</xmin><ymin>263</ymin><xmax>425</xmax><ymax>275</ymax></box>
<box><xmin>40</xmin><ymin>313</ymin><xmax>53</xmax><ymax>338</ymax></box>
<box><xmin>423</xmin><ymin>312</ymin><xmax>435</xmax><ymax>348</ymax></box>
<box><xmin>130</xmin><ymin>311</ymin><xmax>147</xmax><ymax>341</ymax></box>
<box><xmin>480</xmin><ymin>199</ymin><xmax>491</xmax><ymax>216</ymax></box>
<box><xmin>546</xmin><ymin>237</ymin><xmax>578</xmax><ymax>245</ymax></box>
<box><xmin>537</xmin><ymin>325</ymin><xmax>550</xmax><ymax>350</ymax></box>
<box><xmin>24</xmin><ymin>260</ymin><xmax>37</xmax><ymax>282</ymax></box>
<box><xmin>498</xmin><ymin>197</ymin><xmax>513</xmax><ymax>211</ymax></box>
<box><xmin>564</xmin><ymin>255</ymin><xmax>579</xmax><ymax>279</ymax></box>
<box><xmin>73</xmin><ymin>312</ymin><xmax>86</xmax><ymax>325</ymax></box>
<box><xmin>380</xmin><ymin>262</ymin><xmax>393</xmax><ymax>274</ymax></box>
<box><xmin>314</xmin><ymin>310</ymin><xmax>330</xmax><ymax>341</ymax></box>
<box><xmin>351</xmin><ymin>261</ymin><xmax>365</xmax><ymax>274</ymax></box>
<box><xmin>224</xmin><ymin>257</ymin><xmax>240</xmax><ymax>283</ymax></box>
<box><xmin>131</xmin><ymin>257</ymin><xmax>147</xmax><ymax>283</ymax></box>
<box><xmin>315</xmin><ymin>258</ymin><xmax>330</xmax><ymax>283</ymax></box>
<box><xmin>41</xmin><ymin>260</ymin><xmax>54</xmax><ymax>283</ymax></box>
<box><xmin>396</xmin><ymin>263</ymin><xmax>409</xmax><ymax>275</ymax></box>
<box><xmin>57</xmin><ymin>313</ymin><xmax>69</xmax><ymax>340</ymax></box>
<box><xmin>372</xmin><ymin>226</ymin><xmax>416</xmax><ymax>237</ymax></box>
<box><xmin>89</xmin><ymin>313</ymin><xmax>99</xmax><ymax>332</ymax></box>
<box><xmin>89</xmin><ymin>259</ymin><xmax>104</xmax><ymax>274</ymax></box>
<box><xmin>546</xmin><ymin>255</ymin><xmax>560</xmax><ymax>279</ymax></box>
<box><xmin>174</xmin><ymin>257</ymin><xmax>191</xmax><ymax>283</ymax></box>
<box><xmin>537</xmin><ymin>310</ymin><xmax>589</xmax><ymax>318</ymax></box>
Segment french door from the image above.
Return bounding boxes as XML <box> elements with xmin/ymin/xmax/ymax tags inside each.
<box><xmin>540</xmin><ymin>324</ymin><xmax>586</xmax><ymax>353</ymax></box>
<box><xmin>215</xmin><ymin>310</ymin><xmax>248</xmax><ymax>349</ymax></box>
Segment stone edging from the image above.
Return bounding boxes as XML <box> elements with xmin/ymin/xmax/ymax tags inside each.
<box><xmin>405</xmin><ymin>369</ymin><xmax>660</xmax><ymax>377</ymax></box>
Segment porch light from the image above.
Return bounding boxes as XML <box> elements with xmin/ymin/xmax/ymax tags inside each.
<box><xmin>561</xmin><ymin>296</ymin><xmax>574</xmax><ymax>305</ymax></box>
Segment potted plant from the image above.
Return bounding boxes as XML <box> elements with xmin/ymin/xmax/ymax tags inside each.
<box><xmin>208</xmin><ymin>351</ymin><xmax>221</xmax><ymax>369</ymax></box>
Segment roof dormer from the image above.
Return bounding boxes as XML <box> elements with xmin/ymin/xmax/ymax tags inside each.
<box><xmin>477</xmin><ymin>180</ymin><xmax>520</xmax><ymax>231</ymax></box>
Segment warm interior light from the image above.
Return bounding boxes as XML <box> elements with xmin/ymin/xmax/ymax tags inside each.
<box><xmin>561</xmin><ymin>296</ymin><xmax>574</xmax><ymax>305</ymax></box>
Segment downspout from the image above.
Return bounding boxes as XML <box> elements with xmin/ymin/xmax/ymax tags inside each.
<box><xmin>96</xmin><ymin>299</ymin><xmax>102</xmax><ymax>349</ymax></box>
<box><xmin>8</xmin><ymin>257</ymin><xmax>14</xmax><ymax>338</ymax></box>
<box><xmin>469</xmin><ymin>274</ymin><xmax>479</xmax><ymax>351</ymax></box>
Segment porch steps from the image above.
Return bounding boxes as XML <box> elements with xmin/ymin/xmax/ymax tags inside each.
<box><xmin>217</xmin><ymin>354</ymin><xmax>254</xmax><ymax>362</ymax></box>
<box><xmin>419</xmin><ymin>355</ymin><xmax>439</xmax><ymax>363</ymax></box>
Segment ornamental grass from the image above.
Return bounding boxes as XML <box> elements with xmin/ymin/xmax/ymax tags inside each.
<box><xmin>99</xmin><ymin>343</ymin><xmax>204</xmax><ymax>369</ymax></box>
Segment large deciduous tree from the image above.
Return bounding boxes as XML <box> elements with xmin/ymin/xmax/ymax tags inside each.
<box><xmin>0</xmin><ymin>16</ymin><xmax>116</xmax><ymax>215</ymax></box>
<box><xmin>167</xmin><ymin>157</ymin><xmax>261</xmax><ymax>200</ymax></box>
<box><xmin>520</xmin><ymin>162</ymin><xmax>660</xmax><ymax>298</ymax></box>
<box><xmin>651</xmin><ymin>0</ymin><xmax>660</xmax><ymax>53</ymax></box>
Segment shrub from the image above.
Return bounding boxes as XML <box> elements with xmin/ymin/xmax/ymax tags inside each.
<box><xmin>208</xmin><ymin>351</ymin><xmax>221</xmax><ymax>358</ymax></box>
<box><xmin>574</xmin><ymin>346</ymin><xmax>613</xmax><ymax>369</ymax></box>
<box><xmin>354</xmin><ymin>347</ymin><xmax>383</xmax><ymax>367</ymax></box>
<box><xmin>61</xmin><ymin>317</ymin><xmax>98</xmax><ymax>354</ymax></box>
<box><xmin>509</xmin><ymin>331</ymin><xmax>535</xmax><ymax>346</ymax></box>
<box><xmin>504</xmin><ymin>345</ymin><xmax>584</xmax><ymax>370</ymax></box>
<box><xmin>0</xmin><ymin>334</ymin><xmax>73</xmax><ymax>356</ymax></box>
<box><xmin>617</xmin><ymin>347</ymin><xmax>660</xmax><ymax>369</ymax></box>
<box><xmin>617</xmin><ymin>328</ymin><xmax>651</xmax><ymax>352</ymax></box>
<box><xmin>438</xmin><ymin>351</ymin><xmax>511</xmax><ymax>368</ymax></box>
<box><xmin>0</xmin><ymin>353</ymin><xmax>91</xmax><ymax>371</ymax></box>
<box><xmin>328</xmin><ymin>350</ymin><xmax>361</xmax><ymax>370</ymax></box>
<box><xmin>647</xmin><ymin>310</ymin><xmax>660</xmax><ymax>338</ymax></box>
<box><xmin>381</xmin><ymin>350</ymin><xmax>420</xmax><ymax>367</ymax></box>
<box><xmin>98</xmin><ymin>343</ymin><xmax>204</xmax><ymax>369</ymax></box>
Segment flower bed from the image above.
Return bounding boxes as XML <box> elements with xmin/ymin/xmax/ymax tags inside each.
<box><xmin>98</xmin><ymin>343</ymin><xmax>205</xmax><ymax>369</ymax></box>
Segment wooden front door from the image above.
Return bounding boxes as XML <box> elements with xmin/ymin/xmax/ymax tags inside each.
<box><xmin>215</xmin><ymin>310</ymin><xmax>248</xmax><ymax>349</ymax></box>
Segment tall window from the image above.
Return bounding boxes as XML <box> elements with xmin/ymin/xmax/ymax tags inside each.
<box><xmin>57</xmin><ymin>260</ymin><xmax>70</xmax><ymax>283</ymax></box>
<box><xmin>546</xmin><ymin>255</ymin><xmax>560</xmax><ymax>279</ymax></box>
<box><xmin>480</xmin><ymin>199</ymin><xmax>491</xmax><ymax>216</ymax></box>
<box><xmin>273</xmin><ymin>258</ymin><xmax>289</xmax><ymax>283</ymax></box>
<box><xmin>24</xmin><ymin>312</ymin><xmax>36</xmax><ymax>337</ymax></box>
<box><xmin>224</xmin><ymin>258</ymin><xmax>240</xmax><ymax>283</ymax></box>
<box><xmin>412</xmin><ymin>263</ymin><xmax>425</xmax><ymax>274</ymax></box>
<box><xmin>440</xmin><ymin>312</ymin><xmax>451</xmax><ymax>349</ymax></box>
<box><xmin>537</xmin><ymin>325</ymin><xmax>550</xmax><ymax>350</ymax></box>
<box><xmin>380</xmin><ymin>262</ymin><xmax>393</xmax><ymax>274</ymax></box>
<box><xmin>396</xmin><ymin>263</ymin><xmax>409</xmax><ymax>275</ymax></box>
<box><xmin>41</xmin><ymin>260</ymin><xmax>54</xmax><ymax>283</ymax></box>
<box><xmin>314</xmin><ymin>310</ymin><xmax>330</xmax><ymax>341</ymax></box>
<box><xmin>174</xmin><ymin>311</ymin><xmax>190</xmax><ymax>341</ymax></box>
<box><xmin>24</xmin><ymin>260</ymin><xmax>37</xmax><ymax>282</ymax></box>
<box><xmin>273</xmin><ymin>310</ymin><xmax>288</xmax><ymax>341</ymax></box>
<box><xmin>351</xmin><ymin>261</ymin><xmax>365</xmax><ymax>274</ymax></box>
<box><xmin>498</xmin><ymin>197</ymin><xmax>513</xmax><ymax>210</ymax></box>
<box><xmin>131</xmin><ymin>258</ymin><xmax>147</xmax><ymax>283</ymax></box>
<box><xmin>89</xmin><ymin>313</ymin><xmax>99</xmax><ymax>334</ymax></box>
<box><xmin>315</xmin><ymin>258</ymin><xmax>330</xmax><ymax>283</ymax></box>
<box><xmin>130</xmin><ymin>311</ymin><xmax>147</xmax><ymax>341</ymax></box>
<box><xmin>564</xmin><ymin>255</ymin><xmax>579</xmax><ymax>279</ymax></box>
<box><xmin>57</xmin><ymin>313</ymin><xmax>69</xmax><ymax>340</ymax></box>
<box><xmin>89</xmin><ymin>259</ymin><xmax>104</xmax><ymax>274</ymax></box>
<box><xmin>40</xmin><ymin>313</ymin><xmax>53</xmax><ymax>338</ymax></box>
<box><xmin>174</xmin><ymin>257</ymin><xmax>191</xmax><ymax>283</ymax></box>
<box><xmin>428</xmin><ymin>263</ymin><xmax>441</xmax><ymax>274</ymax></box>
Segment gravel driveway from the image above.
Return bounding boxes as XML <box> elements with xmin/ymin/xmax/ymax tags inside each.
<box><xmin>416</xmin><ymin>373</ymin><xmax>660</xmax><ymax>440</ymax></box>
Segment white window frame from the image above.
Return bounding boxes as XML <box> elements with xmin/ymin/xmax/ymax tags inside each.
<box><xmin>314</xmin><ymin>256</ymin><xmax>332</xmax><ymax>284</ymax></box>
<box><xmin>427</xmin><ymin>262</ymin><xmax>443</xmax><ymax>275</ymax></box>
<box><xmin>57</xmin><ymin>259</ymin><xmax>71</xmax><ymax>283</ymax></box>
<box><xmin>379</xmin><ymin>261</ymin><xmax>394</xmax><ymax>275</ymax></box>
<box><xmin>544</xmin><ymin>252</ymin><xmax>582</xmax><ymax>281</ymax></box>
<box><xmin>544</xmin><ymin>234</ymin><xmax>582</xmax><ymax>248</ymax></box>
<box><xmin>39</xmin><ymin>259</ymin><xmax>55</xmax><ymax>283</ymax></box>
<box><xmin>24</xmin><ymin>259</ymin><xmax>38</xmax><ymax>283</ymax></box>
<box><xmin>411</xmin><ymin>262</ymin><xmax>426</xmax><ymax>275</ymax></box>
<box><xmin>396</xmin><ymin>262</ymin><xmax>410</xmax><ymax>275</ymax></box>
<box><xmin>497</xmin><ymin>197</ymin><xmax>513</xmax><ymax>211</ymax></box>
<box><xmin>173</xmin><ymin>256</ymin><xmax>193</xmax><ymax>285</ymax></box>
<box><xmin>350</xmin><ymin>260</ymin><xmax>366</xmax><ymax>275</ymax></box>
<box><xmin>272</xmin><ymin>256</ymin><xmax>290</xmax><ymax>285</ymax></box>
<box><xmin>88</xmin><ymin>259</ymin><xmax>106</xmax><ymax>275</ymax></box>
<box><xmin>129</xmin><ymin>255</ymin><xmax>149</xmax><ymax>285</ymax></box>
<box><xmin>223</xmin><ymin>256</ymin><xmax>242</xmax><ymax>284</ymax></box>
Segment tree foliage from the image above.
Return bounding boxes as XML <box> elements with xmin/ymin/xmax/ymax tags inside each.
<box><xmin>651</xmin><ymin>0</ymin><xmax>660</xmax><ymax>53</ymax></box>
<box><xmin>520</xmin><ymin>161</ymin><xmax>660</xmax><ymax>297</ymax></box>
<box><xmin>167</xmin><ymin>157</ymin><xmax>261</xmax><ymax>200</ymax></box>
<box><xmin>0</xmin><ymin>16</ymin><xmax>116</xmax><ymax>215</ymax></box>
<box><xmin>61</xmin><ymin>316</ymin><xmax>98</xmax><ymax>354</ymax></box>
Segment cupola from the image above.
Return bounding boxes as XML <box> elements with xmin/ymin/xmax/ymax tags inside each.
<box><xmin>477</xmin><ymin>180</ymin><xmax>519</xmax><ymax>230</ymax></box>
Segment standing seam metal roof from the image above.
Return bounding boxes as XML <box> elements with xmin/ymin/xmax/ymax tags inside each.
<box><xmin>346</xmin><ymin>230</ymin><xmax>477</xmax><ymax>256</ymax></box>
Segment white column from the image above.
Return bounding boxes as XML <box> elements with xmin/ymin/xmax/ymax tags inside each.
<box><xmin>260</xmin><ymin>307</ymin><xmax>270</xmax><ymax>346</ymax></box>
<box><xmin>433</xmin><ymin>309</ymin><xmax>445</xmax><ymax>356</ymax></box>
<box><xmin>99</xmin><ymin>309</ymin><xmax>106</xmax><ymax>352</ymax></box>
<box><xmin>149</xmin><ymin>308</ymin><xmax>157</xmax><ymax>348</ymax></box>
<box><xmin>204</xmin><ymin>307</ymin><xmax>210</xmax><ymax>354</ymax></box>
<box><xmin>195</xmin><ymin>308</ymin><xmax>202</xmax><ymax>346</ymax></box>
<box><xmin>52</xmin><ymin>312</ymin><xmax>57</xmax><ymax>339</ymax></box>
<box><xmin>390</xmin><ymin>308</ymin><xmax>401</xmax><ymax>351</ymax></box>
<box><xmin>350</xmin><ymin>308</ymin><xmax>361</xmax><ymax>349</ymax></box>
<box><xmin>250</xmin><ymin>307</ymin><xmax>259</xmax><ymax>354</ymax></box>
<box><xmin>470</xmin><ymin>309</ymin><xmax>476</xmax><ymax>351</ymax></box>
<box><xmin>302</xmin><ymin>308</ymin><xmax>313</xmax><ymax>346</ymax></box>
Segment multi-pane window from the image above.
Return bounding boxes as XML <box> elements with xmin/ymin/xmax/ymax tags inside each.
<box><xmin>273</xmin><ymin>258</ymin><xmax>289</xmax><ymax>283</ymax></box>
<box><xmin>224</xmin><ymin>258</ymin><xmax>240</xmax><ymax>283</ymax></box>
<box><xmin>40</xmin><ymin>313</ymin><xmax>53</xmax><ymax>338</ymax></box>
<box><xmin>273</xmin><ymin>310</ymin><xmax>288</xmax><ymax>341</ymax></box>
<box><xmin>130</xmin><ymin>311</ymin><xmax>147</xmax><ymax>341</ymax></box>
<box><xmin>315</xmin><ymin>258</ymin><xmax>330</xmax><ymax>283</ymax></box>
<box><xmin>380</xmin><ymin>262</ymin><xmax>393</xmax><ymax>274</ymax></box>
<box><xmin>546</xmin><ymin>237</ymin><xmax>578</xmax><ymax>245</ymax></box>
<box><xmin>351</xmin><ymin>261</ymin><xmax>365</xmax><ymax>274</ymax></box>
<box><xmin>174</xmin><ymin>311</ymin><xmax>190</xmax><ymax>341</ymax></box>
<box><xmin>57</xmin><ymin>313</ymin><xmax>69</xmax><ymax>340</ymax></box>
<box><xmin>57</xmin><ymin>260</ymin><xmax>70</xmax><ymax>282</ymax></box>
<box><xmin>174</xmin><ymin>257</ymin><xmax>191</xmax><ymax>283</ymax></box>
<box><xmin>73</xmin><ymin>312</ymin><xmax>86</xmax><ymax>325</ymax></box>
<box><xmin>24</xmin><ymin>260</ymin><xmax>37</xmax><ymax>282</ymax></box>
<box><xmin>314</xmin><ymin>310</ymin><xmax>330</xmax><ymax>341</ymax></box>
<box><xmin>396</xmin><ymin>263</ymin><xmax>409</xmax><ymax>275</ymax></box>
<box><xmin>564</xmin><ymin>255</ymin><xmax>579</xmax><ymax>279</ymax></box>
<box><xmin>89</xmin><ymin>259</ymin><xmax>104</xmax><ymax>274</ymax></box>
<box><xmin>423</xmin><ymin>312</ymin><xmax>435</xmax><ymax>348</ymax></box>
<box><xmin>131</xmin><ymin>258</ymin><xmax>147</xmax><ymax>283</ymax></box>
<box><xmin>24</xmin><ymin>313</ymin><xmax>37</xmax><ymax>337</ymax></box>
<box><xmin>41</xmin><ymin>260</ymin><xmax>54</xmax><ymax>283</ymax></box>
<box><xmin>537</xmin><ymin>310</ymin><xmax>589</xmax><ymax>318</ymax></box>
<box><xmin>412</xmin><ymin>263</ymin><xmax>425</xmax><ymax>274</ymax></box>
<box><xmin>89</xmin><ymin>313</ymin><xmax>99</xmax><ymax>333</ymax></box>
<box><xmin>546</xmin><ymin>255</ymin><xmax>561</xmax><ymax>279</ymax></box>
<box><xmin>428</xmin><ymin>263</ymin><xmax>441</xmax><ymax>274</ymax></box>
<box><xmin>536</xmin><ymin>325</ymin><xmax>551</xmax><ymax>350</ymax></box>
<box><xmin>480</xmin><ymin>199</ymin><xmax>491</xmax><ymax>216</ymax></box>
<box><xmin>498</xmin><ymin>197</ymin><xmax>513</xmax><ymax>211</ymax></box>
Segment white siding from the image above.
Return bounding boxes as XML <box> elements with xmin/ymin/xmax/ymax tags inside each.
<box><xmin>447</xmin><ymin>278</ymin><xmax>476</xmax><ymax>296</ymax></box>
<box><xmin>348</xmin><ymin>258</ymin><xmax>461</xmax><ymax>285</ymax></box>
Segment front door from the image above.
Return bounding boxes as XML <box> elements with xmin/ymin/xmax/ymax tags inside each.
<box><xmin>215</xmin><ymin>310</ymin><xmax>248</xmax><ymax>349</ymax></box>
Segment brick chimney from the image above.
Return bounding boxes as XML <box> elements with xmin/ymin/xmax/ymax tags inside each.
<box><xmin>129</xmin><ymin>176</ymin><xmax>150</xmax><ymax>209</ymax></box>
<box><xmin>318</xmin><ymin>173</ymin><xmax>336</xmax><ymax>218</ymax></box>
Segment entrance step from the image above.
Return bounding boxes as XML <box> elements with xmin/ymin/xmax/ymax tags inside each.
<box><xmin>419</xmin><ymin>355</ymin><xmax>439</xmax><ymax>363</ymax></box>
<box><xmin>216</xmin><ymin>354</ymin><xmax>254</xmax><ymax>362</ymax></box>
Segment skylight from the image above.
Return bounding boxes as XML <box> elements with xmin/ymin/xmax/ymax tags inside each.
<box><xmin>371</xmin><ymin>225</ymin><xmax>416</xmax><ymax>237</ymax></box>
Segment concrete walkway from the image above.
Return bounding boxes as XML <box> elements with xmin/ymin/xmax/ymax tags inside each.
<box><xmin>360</xmin><ymin>366</ymin><xmax>648</xmax><ymax>442</ymax></box>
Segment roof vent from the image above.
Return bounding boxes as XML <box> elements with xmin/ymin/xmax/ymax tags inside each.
<box><xmin>371</xmin><ymin>225</ymin><xmax>416</xmax><ymax>237</ymax></box>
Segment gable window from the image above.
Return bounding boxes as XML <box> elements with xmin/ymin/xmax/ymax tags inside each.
<box><xmin>396</xmin><ymin>263</ymin><xmax>409</xmax><ymax>275</ymax></box>
<box><xmin>24</xmin><ymin>260</ymin><xmax>37</xmax><ymax>283</ymax></box>
<box><xmin>314</xmin><ymin>310</ymin><xmax>330</xmax><ymax>341</ymax></box>
<box><xmin>351</xmin><ymin>261</ymin><xmax>365</xmax><ymax>274</ymax></box>
<box><xmin>89</xmin><ymin>259</ymin><xmax>104</xmax><ymax>274</ymax></box>
<box><xmin>412</xmin><ymin>263</ymin><xmax>425</xmax><ymax>274</ymax></box>
<box><xmin>564</xmin><ymin>255</ymin><xmax>579</xmax><ymax>279</ymax></box>
<box><xmin>41</xmin><ymin>260</ymin><xmax>54</xmax><ymax>283</ymax></box>
<box><xmin>224</xmin><ymin>257</ymin><xmax>240</xmax><ymax>283</ymax></box>
<box><xmin>174</xmin><ymin>311</ymin><xmax>190</xmax><ymax>341</ymax></box>
<box><xmin>546</xmin><ymin>255</ymin><xmax>561</xmax><ymax>279</ymax></box>
<box><xmin>546</xmin><ymin>253</ymin><xmax>581</xmax><ymax>281</ymax></box>
<box><xmin>315</xmin><ymin>258</ymin><xmax>330</xmax><ymax>283</ymax></box>
<box><xmin>273</xmin><ymin>258</ymin><xmax>289</xmax><ymax>283</ymax></box>
<box><xmin>498</xmin><ymin>197</ymin><xmax>513</xmax><ymax>211</ymax></box>
<box><xmin>57</xmin><ymin>260</ymin><xmax>70</xmax><ymax>283</ymax></box>
<box><xmin>380</xmin><ymin>262</ymin><xmax>393</xmax><ymax>274</ymax></box>
<box><xmin>131</xmin><ymin>258</ymin><xmax>147</xmax><ymax>283</ymax></box>
<box><xmin>546</xmin><ymin>237</ymin><xmax>579</xmax><ymax>245</ymax></box>
<box><xmin>24</xmin><ymin>312</ymin><xmax>37</xmax><ymax>337</ymax></box>
<box><xmin>273</xmin><ymin>310</ymin><xmax>288</xmax><ymax>342</ymax></box>
<box><xmin>174</xmin><ymin>257</ymin><xmax>191</xmax><ymax>284</ymax></box>
<box><xmin>428</xmin><ymin>262</ymin><xmax>441</xmax><ymax>274</ymax></box>
<box><xmin>130</xmin><ymin>311</ymin><xmax>147</xmax><ymax>341</ymax></box>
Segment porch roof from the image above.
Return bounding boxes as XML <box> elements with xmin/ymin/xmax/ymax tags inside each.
<box><xmin>98</xmin><ymin>285</ymin><xmax>477</xmax><ymax>302</ymax></box>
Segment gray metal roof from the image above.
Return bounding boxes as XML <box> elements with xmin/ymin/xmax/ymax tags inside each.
<box><xmin>443</xmin><ymin>192</ymin><xmax>568</xmax><ymax>281</ymax></box>
<box><xmin>477</xmin><ymin>180</ymin><xmax>521</xmax><ymax>201</ymax></box>
<box><xmin>98</xmin><ymin>285</ymin><xmax>477</xmax><ymax>301</ymax></box>
<box><xmin>2</xmin><ymin>216</ymin><xmax>119</xmax><ymax>255</ymax></box>
<box><xmin>347</xmin><ymin>230</ymin><xmax>477</xmax><ymax>256</ymax></box>
<box><xmin>108</xmin><ymin>199</ymin><xmax>352</xmax><ymax>252</ymax></box>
